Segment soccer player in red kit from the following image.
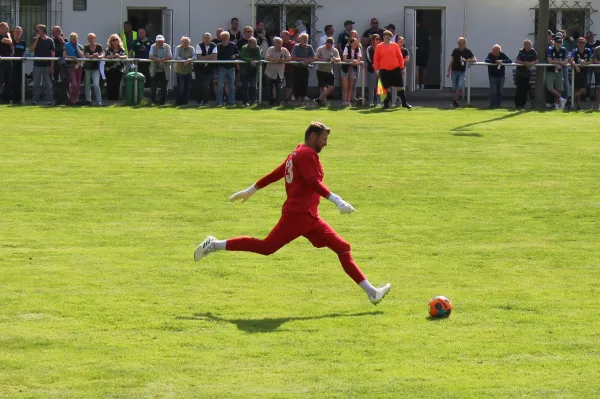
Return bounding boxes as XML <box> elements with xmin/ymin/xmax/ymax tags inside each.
<box><xmin>194</xmin><ymin>122</ymin><xmax>391</xmax><ymax>304</ymax></box>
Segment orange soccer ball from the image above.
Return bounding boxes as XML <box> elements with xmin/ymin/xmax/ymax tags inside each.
<box><xmin>429</xmin><ymin>296</ymin><xmax>453</xmax><ymax>318</ymax></box>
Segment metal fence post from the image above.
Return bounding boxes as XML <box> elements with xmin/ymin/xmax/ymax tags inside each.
<box><xmin>466</xmin><ymin>63</ymin><xmax>471</xmax><ymax>106</ymax></box>
<box><xmin>134</xmin><ymin>59</ymin><xmax>139</xmax><ymax>106</ymax></box>
<box><xmin>258</xmin><ymin>61</ymin><xmax>263</xmax><ymax>105</ymax></box>
<box><xmin>21</xmin><ymin>58</ymin><xmax>26</xmax><ymax>105</ymax></box>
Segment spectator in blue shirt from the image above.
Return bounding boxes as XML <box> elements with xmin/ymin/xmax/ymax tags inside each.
<box><xmin>485</xmin><ymin>44</ymin><xmax>512</xmax><ymax>108</ymax></box>
<box><xmin>569</xmin><ymin>37</ymin><xmax>593</xmax><ymax>109</ymax></box>
<box><xmin>547</xmin><ymin>37</ymin><xmax>569</xmax><ymax>109</ymax></box>
<box><xmin>132</xmin><ymin>27</ymin><xmax>153</xmax><ymax>83</ymax></box>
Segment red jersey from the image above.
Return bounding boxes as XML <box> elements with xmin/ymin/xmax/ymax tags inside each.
<box><xmin>255</xmin><ymin>144</ymin><xmax>331</xmax><ymax>217</ymax></box>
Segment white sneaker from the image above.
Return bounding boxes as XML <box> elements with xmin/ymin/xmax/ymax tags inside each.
<box><xmin>555</xmin><ymin>103</ymin><xmax>560</xmax><ymax>110</ymax></box>
<box><xmin>559</xmin><ymin>97</ymin><xmax>567</xmax><ymax>109</ymax></box>
<box><xmin>194</xmin><ymin>236</ymin><xmax>216</xmax><ymax>261</ymax></box>
<box><xmin>369</xmin><ymin>283</ymin><xmax>391</xmax><ymax>305</ymax></box>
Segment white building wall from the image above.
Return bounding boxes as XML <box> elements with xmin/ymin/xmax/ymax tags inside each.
<box><xmin>58</xmin><ymin>0</ymin><xmax>600</xmax><ymax>88</ymax></box>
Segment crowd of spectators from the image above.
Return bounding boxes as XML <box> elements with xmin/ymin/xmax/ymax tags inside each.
<box><xmin>1</xmin><ymin>19</ymin><xmax>600</xmax><ymax>110</ymax></box>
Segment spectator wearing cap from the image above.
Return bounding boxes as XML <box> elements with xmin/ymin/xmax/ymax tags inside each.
<box><xmin>194</xmin><ymin>32</ymin><xmax>217</xmax><ymax>106</ymax></box>
<box><xmin>320</xmin><ymin>25</ymin><xmax>334</xmax><ymax>47</ymax></box>
<box><xmin>314</xmin><ymin>37</ymin><xmax>341</xmax><ymax>106</ymax></box>
<box><xmin>484</xmin><ymin>44</ymin><xmax>512</xmax><ymax>108</ymax></box>
<box><xmin>148</xmin><ymin>35</ymin><xmax>172</xmax><ymax>105</ymax></box>
<box><xmin>547</xmin><ymin>36</ymin><xmax>569</xmax><ymax>109</ymax></box>
<box><xmin>514</xmin><ymin>39</ymin><xmax>539</xmax><ymax>109</ymax></box>
<box><xmin>341</xmin><ymin>37</ymin><xmax>362</xmax><ymax>106</ymax></box>
<box><xmin>365</xmin><ymin>34</ymin><xmax>381</xmax><ymax>106</ymax></box>
<box><xmin>281</xmin><ymin>30</ymin><xmax>296</xmax><ymax>104</ymax></box>
<box><xmin>337</xmin><ymin>20</ymin><xmax>353</xmax><ymax>53</ymax></box>
<box><xmin>374</xmin><ymin>29</ymin><xmax>411</xmax><ymax>109</ymax></box>
<box><xmin>239</xmin><ymin>37</ymin><xmax>261</xmax><ymax>106</ymax></box>
<box><xmin>362</xmin><ymin>18</ymin><xmax>384</xmax><ymax>48</ymax></box>
<box><xmin>554</xmin><ymin>32</ymin><xmax>571</xmax><ymax>102</ymax></box>
<box><xmin>569</xmin><ymin>37</ymin><xmax>593</xmax><ymax>110</ymax></box>
<box><xmin>174</xmin><ymin>36</ymin><xmax>196</xmax><ymax>106</ymax></box>
<box><xmin>290</xmin><ymin>32</ymin><xmax>314</xmax><ymax>106</ymax></box>
<box><xmin>547</xmin><ymin>30</ymin><xmax>555</xmax><ymax>47</ymax></box>
<box><xmin>593</xmin><ymin>43</ymin><xmax>600</xmax><ymax>110</ymax></box>
<box><xmin>446</xmin><ymin>37</ymin><xmax>476</xmax><ymax>108</ymax></box>
<box><xmin>264</xmin><ymin>36</ymin><xmax>291</xmax><ymax>106</ymax></box>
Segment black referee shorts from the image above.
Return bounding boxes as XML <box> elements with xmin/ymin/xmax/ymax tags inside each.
<box><xmin>380</xmin><ymin>67</ymin><xmax>404</xmax><ymax>89</ymax></box>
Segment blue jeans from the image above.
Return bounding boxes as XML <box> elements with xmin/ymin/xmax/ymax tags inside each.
<box><xmin>489</xmin><ymin>76</ymin><xmax>505</xmax><ymax>108</ymax></box>
<box><xmin>451</xmin><ymin>71</ymin><xmax>466</xmax><ymax>91</ymax></box>
<box><xmin>176</xmin><ymin>73</ymin><xmax>192</xmax><ymax>105</ymax></box>
<box><xmin>32</xmin><ymin>66</ymin><xmax>54</xmax><ymax>103</ymax></box>
<box><xmin>217</xmin><ymin>67</ymin><xmax>236</xmax><ymax>105</ymax></box>
<box><xmin>84</xmin><ymin>69</ymin><xmax>102</xmax><ymax>104</ymax></box>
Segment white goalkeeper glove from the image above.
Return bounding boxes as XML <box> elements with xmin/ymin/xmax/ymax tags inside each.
<box><xmin>328</xmin><ymin>193</ymin><xmax>356</xmax><ymax>214</ymax></box>
<box><xmin>230</xmin><ymin>185</ymin><xmax>258</xmax><ymax>203</ymax></box>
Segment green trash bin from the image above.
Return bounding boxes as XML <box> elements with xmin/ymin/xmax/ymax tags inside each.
<box><xmin>125</xmin><ymin>72</ymin><xmax>145</xmax><ymax>105</ymax></box>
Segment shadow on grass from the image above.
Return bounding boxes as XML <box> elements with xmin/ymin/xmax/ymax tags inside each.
<box><xmin>426</xmin><ymin>315</ymin><xmax>451</xmax><ymax>322</ymax></box>
<box><xmin>451</xmin><ymin>110</ymin><xmax>529</xmax><ymax>133</ymax></box>
<box><xmin>177</xmin><ymin>311</ymin><xmax>383</xmax><ymax>334</ymax></box>
<box><xmin>452</xmin><ymin>132</ymin><xmax>483</xmax><ymax>137</ymax></box>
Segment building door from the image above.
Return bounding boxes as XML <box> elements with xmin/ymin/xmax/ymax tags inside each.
<box><xmin>127</xmin><ymin>8</ymin><xmax>165</xmax><ymax>43</ymax></box>
<box><xmin>404</xmin><ymin>8</ymin><xmax>444</xmax><ymax>90</ymax></box>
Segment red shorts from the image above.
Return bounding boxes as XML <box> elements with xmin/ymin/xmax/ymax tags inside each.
<box><xmin>227</xmin><ymin>213</ymin><xmax>351</xmax><ymax>256</ymax></box>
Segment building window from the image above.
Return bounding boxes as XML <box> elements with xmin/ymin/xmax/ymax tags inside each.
<box><xmin>73</xmin><ymin>0</ymin><xmax>86</xmax><ymax>11</ymax></box>
<box><xmin>255</xmin><ymin>0</ymin><xmax>322</xmax><ymax>46</ymax></box>
<box><xmin>533</xmin><ymin>1</ymin><xmax>597</xmax><ymax>45</ymax></box>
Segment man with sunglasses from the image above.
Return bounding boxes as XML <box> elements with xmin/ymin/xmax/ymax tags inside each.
<box><xmin>446</xmin><ymin>37</ymin><xmax>476</xmax><ymax>108</ymax></box>
<box><xmin>362</xmin><ymin>18</ymin><xmax>384</xmax><ymax>48</ymax></box>
<box><xmin>570</xmin><ymin>37</ymin><xmax>593</xmax><ymax>110</ymax></box>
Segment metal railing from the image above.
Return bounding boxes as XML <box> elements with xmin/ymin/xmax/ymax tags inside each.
<box><xmin>0</xmin><ymin>57</ymin><xmax>366</xmax><ymax>106</ymax></box>
<box><xmin>466</xmin><ymin>62</ymin><xmax>600</xmax><ymax>106</ymax></box>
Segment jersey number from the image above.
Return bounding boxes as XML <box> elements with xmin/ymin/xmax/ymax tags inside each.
<box><xmin>285</xmin><ymin>159</ymin><xmax>294</xmax><ymax>183</ymax></box>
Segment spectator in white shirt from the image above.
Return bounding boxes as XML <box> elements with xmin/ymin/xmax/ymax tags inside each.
<box><xmin>264</xmin><ymin>36</ymin><xmax>291</xmax><ymax>105</ymax></box>
<box><xmin>319</xmin><ymin>25</ymin><xmax>334</xmax><ymax>47</ymax></box>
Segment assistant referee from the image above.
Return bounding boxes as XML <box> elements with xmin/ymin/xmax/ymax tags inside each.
<box><xmin>373</xmin><ymin>30</ymin><xmax>412</xmax><ymax>109</ymax></box>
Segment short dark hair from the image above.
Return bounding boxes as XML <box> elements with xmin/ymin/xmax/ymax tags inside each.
<box><xmin>324</xmin><ymin>24</ymin><xmax>333</xmax><ymax>33</ymax></box>
<box><xmin>231</xmin><ymin>17</ymin><xmax>239</xmax><ymax>22</ymax></box>
<box><xmin>305</xmin><ymin>122</ymin><xmax>330</xmax><ymax>141</ymax></box>
<box><xmin>123</xmin><ymin>21</ymin><xmax>132</xmax><ymax>26</ymax></box>
<box><xmin>138</xmin><ymin>26</ymin><xmax>146</xmax><ymax>32</ymax></box>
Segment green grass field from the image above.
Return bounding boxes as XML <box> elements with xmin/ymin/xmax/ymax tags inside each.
<box><xmin>1</xmin><ymin>106</ymin><xmax>600</xmax><ymax>398</ymax></box>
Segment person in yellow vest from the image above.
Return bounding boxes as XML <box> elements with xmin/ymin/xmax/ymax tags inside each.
<box><xmin>121</xmin><ymin>21</ymin><xmax>138</xmax><ymax>56</ymax></box>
